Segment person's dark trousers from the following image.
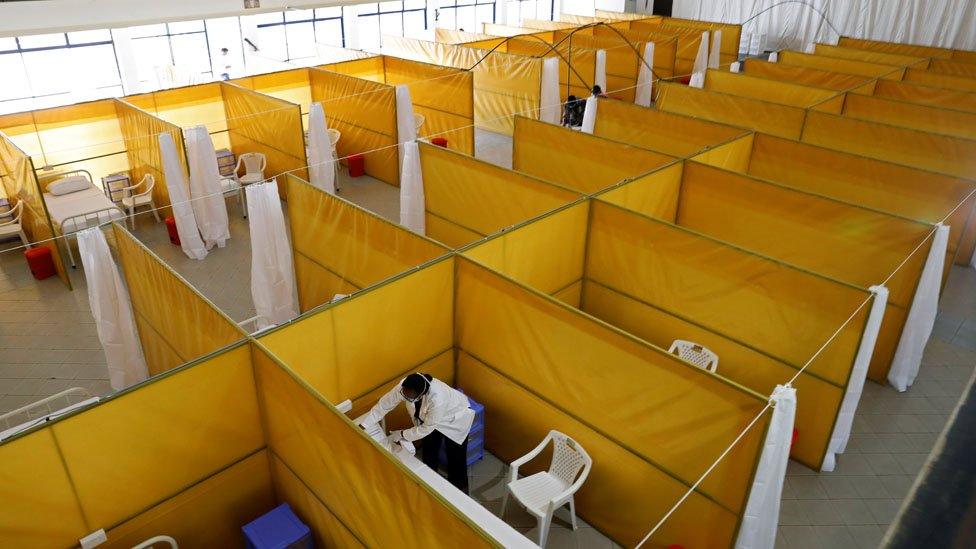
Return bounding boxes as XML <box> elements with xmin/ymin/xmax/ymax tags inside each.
<box><xmin>421</xmin><ymin>430</ymin><xmax>470</xmax><ymax>494</ymax></box>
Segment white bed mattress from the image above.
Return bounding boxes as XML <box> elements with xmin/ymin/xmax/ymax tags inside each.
<box><xmin>44</xmin><ymin>186</ymin><xmax>125</xmax><ymax>233</ymax></box>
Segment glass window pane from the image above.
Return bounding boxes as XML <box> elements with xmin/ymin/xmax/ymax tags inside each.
<box><xmin>251</xmin><ymin>12</ymin><xmax>284</xmax><ymax>25</ymax></box>
<box><xmin>130</xmin><ymin>36</ymin><xmax>173</xmax><ymax>81</ymax></box>
<box><xmin>168</xmin><ymin>20</ymin><xmax>205</xmax><ymax>34</ymax></box>
<box><xmin>67</xmin><ymin>30</ymin><xmax>111</xmax><ymax>44</ymax></box>
<box><xmin>286</xmin><ymin>21</ymin><xmax>316</xmax><ymax>59</ymax></box>
<box><xmin>70</xmin><ymin>44</ymin><xmax>121</xmax><ymax>89</ymax></box>
<box><xmin>359</xmin><ymin>3</ymin><xmax>380</xmax><ymax>14</ymax></box>
<box><xmin>380</xmin><ymin>13</ymin><xmax>403</xmax><ymax>37</ymax></box>
<box><xmin>0</xmin><ymin>37</ymin><xmax>17</xmax><ymax>51</ymax></box>
<box><xmin>314</xmin><ymin>20</ymin><xmax>344</xmax><ymax>47</ymax></box>
<box><xmin>403</xmin><ymin>11</ymin><xmax>427</xmax><ymax>37</ymax></box>
<box><xmin>358</xmin><ymin>16</ymin><xmax>381</xmax><ymax>50</ymax></box>
<box><xmin>436</xmin><ymin>9</ymin><xmax>456</xmax><ymax>30</ymax></box>
<box><xmin>285</xmin><ymin>8</ymin><xmax>314</xmax><ymax>22</ymax></box>
<box><xmin>0</xmin><ymin>53</ymin><xmax>30</xmax><ymax>101</ymax></box>
<box><xmin>171</xmin><ymin>33</ymin><xmax>211</xmax><ymax>73</ymax></box>
<box><xmin>476</xmin><ymin>3</ymin><xmax>494</xmax><ymax>24</ymax></box>
<box><xmin>127</xmin><ymin>24</ymin><xmax>167</xmax><ymax>38</ymax></box>
<box><xmin>380</xmin><ymin>1</ymin><xmax>404</xmax><ymax>12</ymax></box>
<box><xmin>256</xmin><ymin>25</ymin><xmax>287</xmax><ymax>61</ymax></box>
<box><xmin>404</xmin><ymin>0</ymin><xmax>426</xmax><ymax>9</ymax></box>
<box><xmin>21</xmin><ymin>49</ymin><xmax>69</xmax><ymax>95</ymax></box>
<box><xmin>17</xmin><ymin>33</ymin><xmax>67</xmax><ymax>49</ymax></box>
<box><xmin>456</xmin><ymin>5</ymin><xmax>477</xmax><ymax>31</ymax></box>
<box><xmin>315</xmin><ymin>6</ymin><xmax>342</xmax><ymax>18</ymax></box>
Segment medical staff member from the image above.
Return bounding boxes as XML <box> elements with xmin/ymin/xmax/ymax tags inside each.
<box><xmin>359</xmin><ymin>373</ymin><xmax>475</xmax><ymax>494</ymax></box>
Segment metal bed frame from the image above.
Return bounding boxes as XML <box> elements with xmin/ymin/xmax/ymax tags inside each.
<box><xmin>39</xmin><ymin>168</ymin><xmax>125</xmax><ymax>268</ymax></box>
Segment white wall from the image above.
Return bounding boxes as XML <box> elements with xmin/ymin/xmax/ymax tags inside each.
<box><xmin>0</xmin><ymin>0</ymin><xmax>360</xmax><ymax>37</ymax></box>
<box><xmin>672</xmin><ymin>0</ymin><xmax>976</xmax><ymax>51</ymax></box>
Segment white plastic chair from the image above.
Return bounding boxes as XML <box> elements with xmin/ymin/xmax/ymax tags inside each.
<box><xmin>668</xmin><ymin>339</ymin><xmax>719</xmax><ymax>373</ymax></box>
<box><xmin>120</xmin><ymin>174</ymin><xmax>161</xmax><ymax>229</ymax></box>
<box><xmin>501</xmin><ymin>430</ymin><xmax>592</xmax><ymax>547</ymax></box>
<box><xmin>235</xmin><ymin>152</ymin><xmax>267</xmax><ymax>186</ymax></box>
<box><xmin>0</xmin><ymin>202</ymin><xmax>29</xmax><ymax>248</ymax></box>
<box><xmin>413</xmin><ymin>113</ymin><xmax>426</xmax><ymax>133</ymax></box>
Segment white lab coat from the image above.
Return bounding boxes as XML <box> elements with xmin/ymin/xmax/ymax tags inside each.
<box><xmin>359</xmin><ymin>377</ymin><xmax>475</xmax><ymax>445</ymax></box>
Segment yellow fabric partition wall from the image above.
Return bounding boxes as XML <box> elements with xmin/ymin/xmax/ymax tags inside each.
<box><xmin>454</xmin><ymin>256</ymin><xmax>769</xmax><ymax>547</ymax></box>
<box><xmin>778</xmin><ymin>50</ymin><xmax>905</xmax><ymax>80</ymax></box>
<box><xmin>591</xmin><ymin>98</ymin><xmax>751</xmax><ymax>157</ymax></box>
<box><xmin>512</xmin><ymin>115</ymin><xmax>677</xmax><ymax>193</ymax></box>
<box><xmin>694</xmin><ymin>133</ymin><xmax>976</xmax><ymax>272</ymax></box>
<box><xmin>220</xmin><ymin>82</ymin><xmax>307</xmax><ymax>198</ymax></box>
<box><xmin>635</xmin><ymin>17</ymin><xmax>742</xmax><ymax>67</ymax></box>
<box><xmin>702</xmin><ymin>69</ymin><xmax>846</xmax><ymax>112</ymax></box>
<box><xmin>308</xmin><ymin>65</ymin><xmax>399</xmax><ymax>185</ymax></box>
<box><xmin>837</xmin><ymin>36</ymin><xmax>976</xmax><ymax>63</ymax></box>
<box><xmin>603</xmin><ymin>161</ymin><xmax>932</xmax><ymax>383</ymax></box>
<box><xmin>595</xmin><ymin>9</ymin><xmax>659</xmax><ymax>21</ymax></box>
<box><xmin>867</xmin><ymin>80</ymin><xmax>976</xmax><ymax>113</ymax></box>
<box><xmin>813</xmin><ymin>43</ymin><xmax>930</xmax><ymax>69</ymax></box>
<box><xmin>494</xmin><ymin>35</ymin><xmax>598</xmax><ymax>101</ymax></box>
<box><xmin>464</xmin><ymin>199</ymin><xmax>870</xmax><ymax>471</ymax></box>
<box><xmin>839</xmin><ymin>93</ymin><xmax>976</xmax><ymax>140</ymax></box>
<box><xmin>382</xmin><ymin>36</ymin><xmax>543</xmax><ymax>135</ymax></box>
<box><xmin>523</xmin><ymin>18</ymin><xmax>589</xmax><ymax>32</ymax></box>
<box><xmin>550</xmin><ymin>30</ymin><xmax>645</xmax><ymax>101</ymax></box>
<box><xmin>740</xmin><ymin>59</ymin><xmax>877</xmax><ymax>93</ymax></box>
<box><xmin>482</xmin><ymin>23</ymin><xmax>555</xmax><ymax>39</ymax></box>
<box><xmin>800</xmin><ymin>110</ymin><xmax>976</xmax><ymax>181</ymax></box>
<box><xmin>233</xmin><ymin>68</ymin><xmax>313</xmax><ymax>115</ymax></box>
<box><xmin>380</xmin><ymin>56</ymin><xmax>476</xmax><ymax>155</ymax></box>
<box><xmin>0</xmin><ymin>131</ymin><xmax>71</xmax><ymax>289</ymax></box>
<box><xmin>929</xmin><ymin>58</ymin><xmax>976</xmax><ymax>79</ymax></box>
<box><xmin>113</xmin><ymin>224</ymin><xmax>245</xmax><ymax>376</ymax></box>
<box><xmin>419</xmin><ymin>141</ymin><xmax>579</xmax><ymax>247</ymax></box>
<box><xmin>125</xmin><ymin>83</ymin><xmax>229</xmax><ymax>141</ymax></box>
<box><xmin>591</xmin><ymin>25</ymin><xmax>678</xmax><ymax>79</ymax></box>
<box><xmin>0</xmin><ymin>344</ymin><xmax>270</xmax><ymax>548</ymax></box>
<box><xmin>616</xmin><ymin>23</ymin><xmax>703</xmax><ymax>75</ymax></box>
<box><xmin>113</xmin><ymin>99</ymin><xmax>181</xmax><ymax>217</ymax></box>
<box><xmin>903</xmin><ymin>68</ymin><xmax>976</xmax><ymax>92</ymax></box>
<box><xmin>284</xmin><ymin>174</ymin><xmax>448</xmax><ymax>312</ymax></box>
<box><xmin>655</xmin><ymin>81</ymin><xmax>808</xmax><ymax>139</ymax></box>
<box><xmin>435</xmin><ymin>28</ymin><xmax>501</xmax><ymax>43</ymax></box>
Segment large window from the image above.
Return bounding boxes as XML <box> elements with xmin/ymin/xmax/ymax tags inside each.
<box><xmin>0</xmin><ymin>31</ymin><xmax>122</xmax><ymax>114</ymax></box>
<box><xmin>506</xmin><ymin>0</ymin><xmax>554</xmax><ymax>25</ymax></box>
<box><xmin>129</xmin><ymin>22</ymin><xmax>213</xmax><ymax>85</ymax></box>
<box><xmin>358</xmin><ymin>1</ymin><xmax>428</xmax><ymax>51</ymax></box>
<box><xmin>252</xmin><ymin>8</ymin><xmax>345</xmax><ymax>63</ymax></box>
<box><xmin>436</xmin><ymin>0</ymin><xmax>496</xmax><ymax>32</ymax></box>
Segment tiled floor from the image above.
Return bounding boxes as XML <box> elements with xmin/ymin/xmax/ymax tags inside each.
<box><xmin>476</xmin><ymin>128</ymin><xmax>514</xmax><ymax>169</ymax></box>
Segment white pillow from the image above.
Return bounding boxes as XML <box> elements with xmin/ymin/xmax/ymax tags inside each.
<box><xmin>47</xmin><ymin>175</ymin><xmax>91</xmax><ymax>196</ymax></box>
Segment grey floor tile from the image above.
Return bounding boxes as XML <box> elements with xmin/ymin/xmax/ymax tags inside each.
<box><xmin>865</xmin><ymin>453</ymin><xmax>904</xmax><ymax>476</ymax></box>
<box><xmin>778</xmin><ymin>499</ymin><xmax>809</xmax><ymax>526</ymax></box>
<box><xmin>789</xmin><ymin>476</ymin><xmax>828</xmax><ymax>499</ymax></box>
<box><xmin>813</xmin><ymin>525</ymin><xmax>858</xmax><ymax>548</ymax></box>
<box><xmin>865</xmin><ymin>499</ymin><xmax>902</xmax><ymax>526</ymax></box>
<box><xmin>829</xmin><ymin>499</ymin><xmax>877</xmax><ymax>526</ymax></box>
<box><xmin>849</xmin><ymin>476</ymin><xmax>890</xmax><ymax>499</ymax></box>
<box><xmin>778</xmin><ymin>525</ymin><xmax>824</xmax><ymax>549</ymax></box>
<box><xmin>819</xmin><ymin>476</ymin><xmax>860</xmax><ymax>499</ymax></box>
<box><xmin>847</xmin><ymin>525</ymin><xmax>884</xmax><ymax>549</ymax></box>
<box><xmin>797</xmin><ymin>499</ymin><xmax>845</xmax><ymax>526</ymax></box>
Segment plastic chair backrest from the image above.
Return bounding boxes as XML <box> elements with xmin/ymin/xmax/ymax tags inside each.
<box><xmin>328</xmin><ymin>128</ymin><xmax>341</xmax><ymax>146</ymax></box>
<box><xmin>242</xmin><ymin>152</ymin><xmax>266</xmax><ymax>174</ymax></box>
<box><xmin>414</xmin><ymin>113</ymin><xmax>426</xmax><ymax>132</ymax></box>
<box><xmin>139</xmin><ymin>174</ymin><xmax>155</xmax><ymax>195</ymax></box>
<box><xmin>548</xmin><ymin>431</ymin><xmax>589</xmax><ymax>486</ymax></box>
<box><xmin>669</xmin><ymin>340</ymin><xmax>719</xmax><ymax>372</ymax></box>
<box><xmin>7</xmin><ymin>201</ymin><xmax>23</xmax><ymax>224</ymax></box>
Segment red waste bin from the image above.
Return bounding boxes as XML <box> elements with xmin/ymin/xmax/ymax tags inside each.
<box><xmin>165</xmin><ymin>216</ymin><xmax>180</xmax><ymax>246</ymax></box>
<box><xmin>348</xmin><ymin>154</ymin><xmax>366</xmax><ymax>177</ymax></box>
<box><xmin>25</xmin><ymin>246</ymin><xmax>56</xmax><ymax>280</ymax></box>
<box><xmin>431</xmin><ymin>137</ymin><xmax>448</xmax><ymax>148</ymax></box>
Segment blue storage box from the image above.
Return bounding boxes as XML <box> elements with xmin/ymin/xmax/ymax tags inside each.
<box><xmin>441</xmin><ymin>393</ymin><xmax>485</xmax><ymax>467</ymax></box>
<box><xmin>242</xmin><ymin>503</ymin><xmax>312</xmax><ymax>549</ymax></box>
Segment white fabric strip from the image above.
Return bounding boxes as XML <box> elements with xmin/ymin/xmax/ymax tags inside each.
<box><xmin>581</xmin><ymin>96</ymin><xmax>598</xmax><ymax>134</ymax></box>
<box><xmin>768</xmin><ymin>51</ymin><xmax>779</xmax><ymax>62</ymax></box>
<box><xmin>184</xmin><ymin>125</ymin><xmax>230</xmax><ymax>249</ymax></box>
<box><xmin>399</xmin><ymin>140</ymin><xmax>426</xmax><ymax>234</ymax></box>
<box><xmin>308</xmin><ymin>102</ymin><xmax>337</xmax><ymax>195</ymax></box>
<box><xmin>76</xmin><ymin>227</ymin><xmax>148</xmax><ymax>390</ymax></box>
<box><xmin>735</xmin><ymin>385</ymin><xmax>796</xmax><ymax>549</ymax></box>
<box><xmin>691</xmin><ymin>30</ymin><xmax>709</xmax><ymax>83</ymax></box>
<box><xmin>635</xmin><ymin>42</ymin><xmax>655</xmax><ymax>107</ymax></box>
<box><xmin>246</xmin><ymin>180</ymin><xmax>298</xmax><ymax>330</ymax></box>
<box><xmin>889</xmin><ymin>224</ymin><xmax>950</xmax><ymax>391</ymax></box>
<box><xmin>539</xmin><ymin>57</ymin><xmax>561</xmax><ymax>124</ymax></box>
<box><xmin>822</xmin><ymin>285</ymin><xmax>889</xmax><ymax>472</ymax></box>
<box><xmin>395</xmin><ymin>84</ymin><xmax>418</xmax><ymax>172</ymax></box>
<box><xmin>730</xmin><ymin>61</ymin><xmax>742</xmax><ymax>73</ymax></box>
<box><xmin>594</xmin><ymin>49</ymin><xmax>607</xmax><ymax>92</ymax></box>
<box><xmin>158</xmin><ymin>132</ymin><xmax>207</xmax><ymax>260</ymax></box>
<box><xmin>708</xmin><ymin>30</ymin><xmax>722</xmax><ymax>69</ymax></box>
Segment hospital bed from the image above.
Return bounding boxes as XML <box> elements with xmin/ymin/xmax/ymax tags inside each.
<box><xmin>0</xmin><ymin>387</ymin><xmax>99</xmax><ymax>442</ymax></box>
<box><xmin>40</xmin><ymin>169</ymin><xmax>125</xmax><ymax>267</ymax></box>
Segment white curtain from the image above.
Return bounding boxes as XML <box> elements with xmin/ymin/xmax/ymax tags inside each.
<box><xmin>246</xmin><ymin>180</ymin><xmax>298</xmax><ymax>330</ymax></box>
<box><xmin>768</xmin><ymin>51</ymin><xmax>779</xmax><ymax>62</ymax></box>
<box><xmin>395</xmin><ymin>84</ymin><xmax>418</xmax><ymax>172</ymax></box>
<box><xmin>307</xmin><ymin>102</ymin><xmax>336</xmax><ymax>195</ymax></box>
<box><xmin>709</xmin><ymin>30</ymin><xmax>722</xmax><ymax>68</ymax></box>
<box><xmin>889</xmin><ymin>224</ymin><xmax>950</xmax><ymax>392</ymax></box>
<box><xmin>673</xmin><ymin>0</ymin><xmax>976</xmax><ymax>52</ymax></box>
<box><xmin>735</xmin><ymin>385</ymin><xmax>796</xmax><ymax>549</ymax></box>
<box><xmin>540</xmin><ymin>57</ymin><xmax>561</xmax><ymax>124</ymax></box>
<box><xmin>580</xmin><ymin>96</ymin><xmax>598</xmax><ymax>134</ymax></box>
<box><xmin>731</xmin><ymin>61</ymin><xmax>742</xmax><ymax>72</ymax></box>
<box><xmin>594</xmin><ymin>49</ymin><xmax>607</xmax><ymax>92</ymax></box>
<box><xmin>184</xmin><ymin>125</ymin><xmax>230</xmax><ymax>249</ymax></box>
<box><xmin>400</xmin><ymin>141</ymin><xmax>426</xmax><ymax>234</ymax></box>
<box><xmin>76</xmin><ymin>228</ymin><xmax>148</xmax><ymax>391</ymax></box>
<box><xmin>822</xmin><ymin>285</ymin><xmax>888</xmax><ymax>472</ymax></box>
<box><xmin>158</xmin><ymin>133</ymin><xmax>207</xmax><ymax>260</ymax></box>
<box><xmin>635</xmin><ymin>42</ymin><xmax>655</xmax><ymax>107</ymax></box>
<box><xmin>690</xmin><ymin>31</ymin><xmax>709</xmax><ymax>88</ymax></box>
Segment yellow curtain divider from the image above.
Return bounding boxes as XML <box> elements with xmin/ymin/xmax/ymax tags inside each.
<box><xmin>113</xmin><ymin>99</ymin><xmax>182</xmax><ymax>217</ymax></box>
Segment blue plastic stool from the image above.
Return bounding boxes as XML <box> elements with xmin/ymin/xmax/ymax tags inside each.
<box><xmin>242</xmin><ymin>503</ymin><xmax>312</xmax><ymax>549</ymax></box>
